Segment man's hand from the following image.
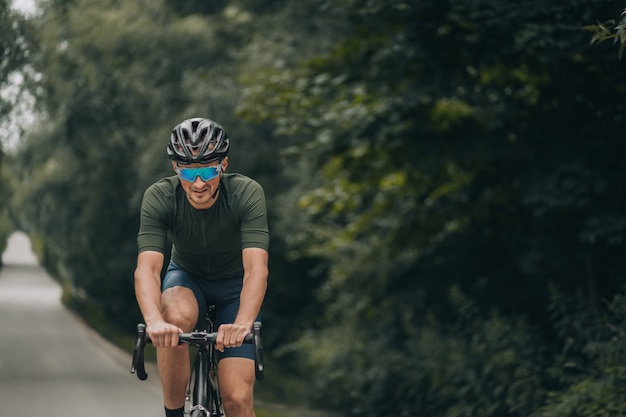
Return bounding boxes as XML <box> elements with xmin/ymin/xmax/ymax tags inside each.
<box><xmin>215</xmin><ymin>323</ymin><xmax>250</xmax><ymax>352</ymax></box>
<box><xmin>146</xmin><ymin>320</ymin><xmax>182</xmax><ymax>347</ymax></box>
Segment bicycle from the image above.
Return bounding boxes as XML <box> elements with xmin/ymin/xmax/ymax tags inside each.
<box><xmin>131</xmin><ymin>306</ymin><xmax>264</xmax><ymax>417</ymax></box>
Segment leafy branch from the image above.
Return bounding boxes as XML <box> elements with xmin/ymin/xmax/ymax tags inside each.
<box><xmin>583</xmin><ymin>9</ymin><xmax>626</xmax><ymax>60</ymax></box>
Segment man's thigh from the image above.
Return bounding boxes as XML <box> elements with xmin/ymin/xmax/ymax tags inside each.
<box><xmin>162</xmin><ymin>262</ymin><xmax>207</xmax><ymax>328</ymax></box>
<box><xmin>218</xmin><ymin>357</ymin><xmax>256</xmax><ymax>397</ymax></box>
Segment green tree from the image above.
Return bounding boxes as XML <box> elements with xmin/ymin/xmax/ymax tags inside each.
<box><xmin>12</xmin><ymin>0</ymin><xmax>325</xmax><ymax>353</ymax></box>
<box><xmin>0</xmin><ymin>0</ymin><xmax>32</xmax><ymax>124</ymax></box>
<box><xmin>12</xmin><ymin>0</ymin><xmax>626</xmax><ymax>414</ymax></box>
<box><xmin>0</xmin><ymin>0</ymin><xmax>34</xmax><ymax>260</ymax></box>
<box><xmin>13</xmin><ymin>0</ymin><xmax>225</xmax><ymax>329</ymax></box>
<box><xmin>239</xmin><ymin>0</ymin><xmax>626</xmax><ymax>415</ymax></box>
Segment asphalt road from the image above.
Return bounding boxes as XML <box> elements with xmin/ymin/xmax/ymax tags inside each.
<box><xmin>0</xmin><ymin>231</ymin><xmax>163</xmax><ymax>417</ymax></box>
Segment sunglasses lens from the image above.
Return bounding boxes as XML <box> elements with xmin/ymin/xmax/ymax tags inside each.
<box><xmin>178</xmin><ymin>169</ymin><xmax>196</xmax><ymax>182</ymax></box>
<box><xmin>198</xmin><ymin>166</ymin><xmax>220</xmax><ymax>181</ymax></box>
<box><xmin>177</xmin><ymin>166</ymin><xmax>220</xmax><ymax>182</ymax></box>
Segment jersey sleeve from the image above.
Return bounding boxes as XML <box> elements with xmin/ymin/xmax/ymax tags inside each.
<box><xmin>137</xmin><ymin>182</ymin><xmax>171</xmax><ymax>255</ymax></box>
<box><xmin>239</xmin><ymin>180</ymin><xmax>270</xmax><ymax>251</ymax></box>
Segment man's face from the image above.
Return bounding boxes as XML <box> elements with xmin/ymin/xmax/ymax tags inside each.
<box><xmin>173</xmin><ymin>157</ymin><xmax>227</xmax><ymax>210</ymax></box>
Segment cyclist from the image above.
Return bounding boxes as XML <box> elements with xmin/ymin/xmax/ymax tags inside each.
<box><xmin>134</xmin><ymin>118</ymin><xmax>269</xmax><ymax>417</ymax></box>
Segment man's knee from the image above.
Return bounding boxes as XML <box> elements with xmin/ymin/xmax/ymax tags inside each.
<box><xmin>221</xmin><ymin>388</ymin><xmax>253</xmax><ymax>414</ymax></box>
<box><xmin>161</xmin><ymin>287</ymin><xmax>199</xmax><ymax>330</ymax></box>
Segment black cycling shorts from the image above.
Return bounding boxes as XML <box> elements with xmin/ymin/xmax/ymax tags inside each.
<box><xmin>162</xmin><ymin>261</ymin><xmax>260</xmax><ymax>361</ymax></box>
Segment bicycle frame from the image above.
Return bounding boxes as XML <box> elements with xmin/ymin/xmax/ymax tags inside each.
<box><xmin>186</xmin><ymin>310</ymin><xmax>223</xmax><ymax>417</ymax></box>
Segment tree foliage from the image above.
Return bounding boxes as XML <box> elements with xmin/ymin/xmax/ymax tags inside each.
<box><xmin>10</xmin><ymin>0</ymin><xmax>323</xmax><ymax>346</ymax></box>
<box><xmin>11</xmin><ymin>0</ymin><xmax>250</xmax><ymax>328</ymax></box>
<box><xmin>8</xmin><ymin>0</ymin><xmax>626</xmax><ymax>415</ymax></box>
<box><xmin>238</xmin><ymin>0</ymin><xmax>626</xmax><ymax>415</ymax></box>
<box><xmin>0</xmin><ymin>0</ymin><xmax>34</xmax><ymax>259</ymax></box>
<box><xmin>0</xmin><ymin>0</ymin><xmax>31</xmax><ymax>120</ymax></box>
<box><xmin>536</xmin><ymin>290</ymin><xmax>626</xmax><ymax>417</ymax></box>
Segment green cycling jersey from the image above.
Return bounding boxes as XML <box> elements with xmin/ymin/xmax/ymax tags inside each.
<box><xmin>137</xmin><ymin>173</ymin><xmax>270</xmax><ymax>280</ymax></box>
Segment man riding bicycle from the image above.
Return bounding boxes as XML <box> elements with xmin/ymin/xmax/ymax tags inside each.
<box><xmin>134</xmin><ymin>118</ymin><xmax>269</xmax><ymax>417</ymax></box>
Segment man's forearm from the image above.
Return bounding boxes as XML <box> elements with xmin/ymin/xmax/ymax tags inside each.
<box><xmin>235</xmin><ymin>273</ymin><xmax>267</xmax><ymax>328</ymax></box>
<box><xmin>134</xmin><ymin>271</ymin><xmax>165</xmax><ymax>325</ymax></box>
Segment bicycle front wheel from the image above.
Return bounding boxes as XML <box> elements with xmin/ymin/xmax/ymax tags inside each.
<box><xmin>209</xmin><ymin>368</ymin><xmax>224</xmax><ymax>416</ymax></box>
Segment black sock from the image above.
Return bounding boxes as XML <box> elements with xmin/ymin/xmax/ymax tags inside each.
<box><xmin>164</xmin><ymin>406</ymin><xmax>184</xmax><ymax>417</ymax></box>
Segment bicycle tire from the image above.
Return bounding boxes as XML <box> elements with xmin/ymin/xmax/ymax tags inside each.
<box><xmin>192</xmin><ymin>350</ymin><xmax>210</xmax><ymax>409</ymax></box>
<box><xmin>190</xmin><ymin>349</ymin><xmax>224</xmax><ymax>416</ymax></box>
<box><xmin>209</xmin><ymin>368</ymin><xmax>224</xmax><ymax>416</ymax></box>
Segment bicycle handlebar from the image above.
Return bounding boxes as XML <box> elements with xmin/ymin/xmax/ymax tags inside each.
<box><xmin>131</xmin><ymin>322</ymin><xmax>264</xmax><ymax>381</ymax></box>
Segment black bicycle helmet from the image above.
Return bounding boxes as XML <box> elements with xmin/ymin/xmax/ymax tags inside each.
<box><xmin>167</xmin><ymin>118</ymin><xmax>230</xmax><ymax>164</ymax></box>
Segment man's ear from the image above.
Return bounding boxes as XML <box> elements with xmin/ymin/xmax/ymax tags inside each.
<box><xmin>172</xmin><ymin>161</ymin><xmax>178</xmax><ymax>172</ymax></box>
<box><xmin>222</xmin><ymin>157</ymin><xmax>229</xmax><ymax>171</ymax></box>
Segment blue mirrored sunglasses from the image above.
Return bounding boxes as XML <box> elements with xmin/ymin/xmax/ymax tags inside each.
<box><xmin>175</xmin><ymin>164</ymin><xmax>222</xmax><ymax>182</ymax></box>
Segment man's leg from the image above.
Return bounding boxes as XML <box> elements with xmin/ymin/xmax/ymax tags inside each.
<box><xmin>158</xmin><ymin>286</ymin><xmax>199</xmax><ymax>410</ymax></box>
<box><xmin>218</xmin><ymin>357</ymin><xmax>257</xmax><ymax>417</ymax></box>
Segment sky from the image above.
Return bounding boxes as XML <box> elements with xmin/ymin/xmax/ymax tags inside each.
<box><xmin>10</xmin><ymin>0</ymin><xmax>38</xmax><ymax>15</ymax></box>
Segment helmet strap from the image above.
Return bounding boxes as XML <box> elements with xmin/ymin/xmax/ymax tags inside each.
<box><xmin>210</xmin><ymin>182</ymin><xmax>221</xmax><ymax>200</ymax></box>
